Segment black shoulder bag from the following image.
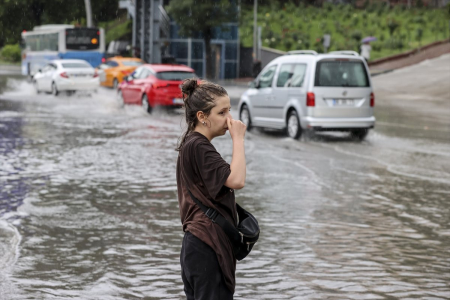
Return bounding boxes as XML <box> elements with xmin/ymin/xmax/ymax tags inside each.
<box><xmin>187</xmin><ymin>190</ymin><xmax>260</xmax><ymax>261</ymax></box>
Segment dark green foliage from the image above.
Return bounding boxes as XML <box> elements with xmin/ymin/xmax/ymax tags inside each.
<box><xmin>0</xmin><ymin>0</ymin><xmax>119</xmax><ymax>47</ymax></box>
<box><xmin>0</xmin><ymin>44</ymin><xmax>21</xmax><ymax>62</ymax></box>
<box><xmin>387</xmin><ymin>18</ymin><xmax>400</xmax><ymax>37</ymax></box>
<box><xmin>351</xmin><ymin>30</ymin><xmax>362</xmax><ymax>42</ymax></box>
<box><xmin>240</xmin><ymin>1</ymin><xmax>448</xmax><ymax>60</ymax></box>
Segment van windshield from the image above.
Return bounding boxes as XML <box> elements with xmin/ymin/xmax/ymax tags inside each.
<box><xmin>315</xmin><ymin>60</ymin><xmax>369</xmax><ymax>87</ymax></box>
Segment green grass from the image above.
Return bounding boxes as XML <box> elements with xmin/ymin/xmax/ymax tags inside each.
<box><xmin>0</xmin><ymin>59</ymin><xmax>20</xmax><ymax>66</ymax></box>
<box><xmin>239</xmin><ymin>2</ymin><xmax>449</xmax><ymax>61</ymax></box>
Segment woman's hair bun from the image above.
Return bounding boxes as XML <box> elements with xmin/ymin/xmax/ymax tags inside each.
<box><xmin>181</xmin><ymin>78</ymin><xmax>198</xmax><ymax>98</ymax></box>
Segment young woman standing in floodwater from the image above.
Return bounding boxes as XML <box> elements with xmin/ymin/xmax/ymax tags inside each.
<box><xmin>176</xmin><ymin>79</ymin><xmax>247</xmax><ymax>299</ymax></box>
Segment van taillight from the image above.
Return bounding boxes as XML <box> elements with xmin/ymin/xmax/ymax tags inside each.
<box><xmin>306</xmin><ymin>92</ymin><xmax>315</xmax><ymax>107</ymax></box>
<box><xmin>370</xmin><ymin>92</ymin><xmax>375</xmax><ymax>107</ymax></box>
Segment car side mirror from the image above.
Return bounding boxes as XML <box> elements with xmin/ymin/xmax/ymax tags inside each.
<box><xmin>249</xmin><ymin>80</ymin><xmax>258</xmax><ymax>89</ymax></box>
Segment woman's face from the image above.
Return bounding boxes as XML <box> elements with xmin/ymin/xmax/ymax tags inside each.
<box><xmin>204</xmin><ymin>95</ymin><xmax>232</xmax><ymax>139</ymax></box>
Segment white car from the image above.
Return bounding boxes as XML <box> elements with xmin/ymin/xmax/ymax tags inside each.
<box><xmin>239</xmin><ymin>50</ymin><xmax>375</xmax><ymax>140</ymax></box>
<box><xmin>33</xmin><ymin>59</ymin><xmax>100</xmax><ymax>96</ymax></box>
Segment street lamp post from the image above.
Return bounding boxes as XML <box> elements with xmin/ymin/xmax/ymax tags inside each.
<box><xmin>253</xmin><ymin>0</ymin><xmax>257</xmax><ymax>61</ymax></box>
<box><xmin>84</xmin><ymin>0</ymin><xmax>93</xmax><ymax>27</ymax></box>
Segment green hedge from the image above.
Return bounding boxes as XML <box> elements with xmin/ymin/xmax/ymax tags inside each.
<box><xmin>240</xmin><ymin>2</ymin><xmax>449</xmax><ymax>60</ymax></box>
<box><xmin>0</xmin><ymin>44</ymin><xmax>21</xmax><ymax>62</ymax></box>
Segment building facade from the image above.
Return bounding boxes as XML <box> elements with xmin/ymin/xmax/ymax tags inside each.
<box><xmin>120</xmin><ymin>0</ymin><xmax>240</xmax><ymax>79</ymax></box>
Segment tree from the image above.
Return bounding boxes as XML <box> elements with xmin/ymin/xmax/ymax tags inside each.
<box><xmin>166</xmin><ymin>0</ymin><xmax>236</xmax><ymax>79</ymax></box>
<box><xmin>0</xmin><ymin>0</ymin><xmax>118</xmax><ymax>47</ymax></box>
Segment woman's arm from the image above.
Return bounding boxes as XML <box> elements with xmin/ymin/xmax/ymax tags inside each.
<box><xmin>225</xmin><ymin>118</ymin><xmax>246</xmax><ymax>189</ymax></box>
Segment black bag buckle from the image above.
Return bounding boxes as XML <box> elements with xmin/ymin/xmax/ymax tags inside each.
<box><xmin>205</xmin><ymin>208</ymin><xmax>219</xmax><ymax>223</ymax></box>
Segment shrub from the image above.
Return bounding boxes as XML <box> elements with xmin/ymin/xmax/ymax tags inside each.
<box><xmin>387</xmin><ymin>18</ymin><xmax>400</xmax><ymax>37</ymax></box>
<box><xmin>350</xmin><ymin>30</ymin><xmax>362</xmax><ymax>42</ymax></box>
<box><xmin>371</xmin><ymin>42</ymin><xmax>382</xmax><ymax>51</ymax></box>
<box><xmin>413</xmin><ymin>16</ymin><xmax>425</xmax><ymax>24</ymax></box>
<box><xmin>415</xmin><ymin>28</ymin><xmax>423</xmax><ymax>45</ymax></box>
<box><xmin>385</xmin><ymin>38</ymin><xmax>404</xmax><ymax>50</ymax></box>
<box><xmin>0</xmin><ymin>44</ymin><xmax>21</xmax><ymax>62</ymax></box>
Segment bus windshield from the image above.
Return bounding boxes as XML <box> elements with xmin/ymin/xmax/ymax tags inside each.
<box><xmin>66</xmin><ymin>28</ymin><xmax>100</xmax><ymax>50</ymax></box>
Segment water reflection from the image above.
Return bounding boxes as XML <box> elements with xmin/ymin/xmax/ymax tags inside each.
<box><xmin>0</xmin><ymin>74</ymin><xmax>449</xmax><ymax>299</ymax></box>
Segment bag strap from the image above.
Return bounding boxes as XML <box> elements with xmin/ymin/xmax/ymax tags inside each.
<box><xmin>187</xmin><ymin>189</ymin><xmax>242</xmax><ymax>245</ymax></box>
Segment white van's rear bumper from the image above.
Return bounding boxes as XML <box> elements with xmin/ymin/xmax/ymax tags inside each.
<box><xmin>303</xmin><ymin>116</ymin><xmax>376</xmax><ymax>130</ymax></box>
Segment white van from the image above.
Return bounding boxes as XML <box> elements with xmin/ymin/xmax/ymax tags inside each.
<box><xmin>238</xmin><ymin>50</ymin><xmax>375</xmax><ymax>140</ymax></box>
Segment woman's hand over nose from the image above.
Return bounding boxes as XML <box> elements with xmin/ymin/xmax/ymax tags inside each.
<box><xmin>227</xmin><ymin>117</ymin><xmax>246</xmax><ymax>141</ymax></box>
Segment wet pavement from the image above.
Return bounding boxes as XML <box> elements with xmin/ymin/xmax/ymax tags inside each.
<box><xmin>0</xmin><ymin>55</ymin><xmax>449</xmax><ymax>299</ymax></box>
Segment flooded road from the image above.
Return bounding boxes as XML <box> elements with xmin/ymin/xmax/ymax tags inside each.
<box><xmin>1</xmin><ymin>55</ymin><xmax>449</xmax><ymax>299</ymax></box>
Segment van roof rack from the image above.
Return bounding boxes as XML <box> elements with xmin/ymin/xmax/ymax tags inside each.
<box><xmin>287</xmin><ymin>50</ymin><xmax>318</xmax><ymax>55</ymax></box>
<box><xmin>328</xmin><ymin>50</ymin><xmax>360</xmax><ymax>56</ymax></box>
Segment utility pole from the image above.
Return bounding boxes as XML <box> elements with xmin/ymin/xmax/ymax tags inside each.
<box><xmin>84</xmin><ymin>0</ymin><xmax>93</xmax><ymax>27</ymax></box>
<box><xmin>253</xmin><ymin>0</ymin><xmax>258</xmax><ymax>61</ymax></box>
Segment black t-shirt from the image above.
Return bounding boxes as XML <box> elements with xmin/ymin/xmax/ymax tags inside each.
<box><xmin>176</xmin><ymin>132</ymin><xmax>237</xmax><ymax>293</ymax></box>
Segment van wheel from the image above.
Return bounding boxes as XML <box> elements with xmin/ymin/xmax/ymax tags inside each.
<box><xmin>240</xmin><ymin>105</ymin><xmax>252</xmax><ymax>131</ymax></box>
<box><xmin>51</xmin><ymin>82</ymin><xmax>59</xmax><ymax>96</ymax></box>
<box><xmin>142</xmin><ymin>94</ymin><xmax>152</xmax><ymax>114</ymax></box>
<box><xmin>287</xmin><ymin>110</ymin><xmax>301</xmax><ymax>139</ymax></box>
<box><xmin>113</xmin><ymin>78</ymin><xmax>119</xmax><ymax>89</ymax></box>
<box><xmin>350</xmin><ymin>129</ymin><xmax>369</xmax><ymax>141</ymax></box>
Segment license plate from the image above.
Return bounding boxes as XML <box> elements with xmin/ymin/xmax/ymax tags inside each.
<box><xmin>173</xmin><ymin>98</ymin><xmax>184</xmax><ymax>105</ymax></box>
<box><xmin>331</xmin><ymin>99</ymin><xmax>354</xmax><ymax>106</ymax></box>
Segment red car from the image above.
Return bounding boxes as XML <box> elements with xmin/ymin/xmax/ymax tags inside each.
<box><xmin>117</xmin><ymin>64</ymin><xmax>197</xmax><ymax>113</ymax></box>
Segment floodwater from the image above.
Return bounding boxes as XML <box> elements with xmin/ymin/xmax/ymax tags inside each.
<box><xmin>0</xmin><ymin>55</ymin><xmax>449</xmax><ymax>299</ymax></box>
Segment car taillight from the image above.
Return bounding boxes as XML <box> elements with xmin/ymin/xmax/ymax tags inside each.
<box><xmin>306</xmin><ymin>92</ymin><xmax>315</xmax><ymax>107</ymax></box>
<box><xmin>93</xmin><ymin>71</ymin><xmax>99</xmax><ymax>78</ymax></box>
<box><xmin>370</xmin><ymin>92</ymin><xmax>375</xmax><ymax>107</ymax></box>
<box><xmin>121</xmin><ymin>70</ymin><xmax>131</xmax><ymax>75</ymax></box>
<box><xmin>153</xmin><ymin>82</ymin><xmax>169</xmax><ymax>89</ymax></box>
<box><xmin>60</xmin><ymin>72</ymin><xmax>69</xmax><ymax>78</ymax></box>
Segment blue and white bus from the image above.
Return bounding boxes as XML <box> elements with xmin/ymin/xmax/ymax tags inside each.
<box><xmin>21</xmin><ymin>24</ymin><xmax>105</xmax><ymax>77</ymax></box>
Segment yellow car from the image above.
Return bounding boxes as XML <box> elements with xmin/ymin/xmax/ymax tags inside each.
<box><xmin>98</xmin><ymin>57</ymin><xmax>144</xmax><ymax>89</ymax></box>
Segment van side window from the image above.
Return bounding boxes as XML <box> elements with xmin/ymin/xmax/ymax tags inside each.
<box><xmin>258</xmin><ymin>65</ymin><xmax>277</xmax><ymax>88</ymax></box>
<box><xmin>276</xmin><ymin>64</ymin><xmax>307</xmax><ymax>87</ymax></box>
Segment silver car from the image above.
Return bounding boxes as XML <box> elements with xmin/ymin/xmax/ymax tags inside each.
<box><xmin>238</xmin><ymin>50</ymin><xmax>375</xmax><ymax>140</ymax></box>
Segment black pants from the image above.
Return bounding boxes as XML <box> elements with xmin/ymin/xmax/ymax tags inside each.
<box><xmin>180</xmin><ymin>232</ymin><xmax>233</xmax><ymax>300</ymax></box>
